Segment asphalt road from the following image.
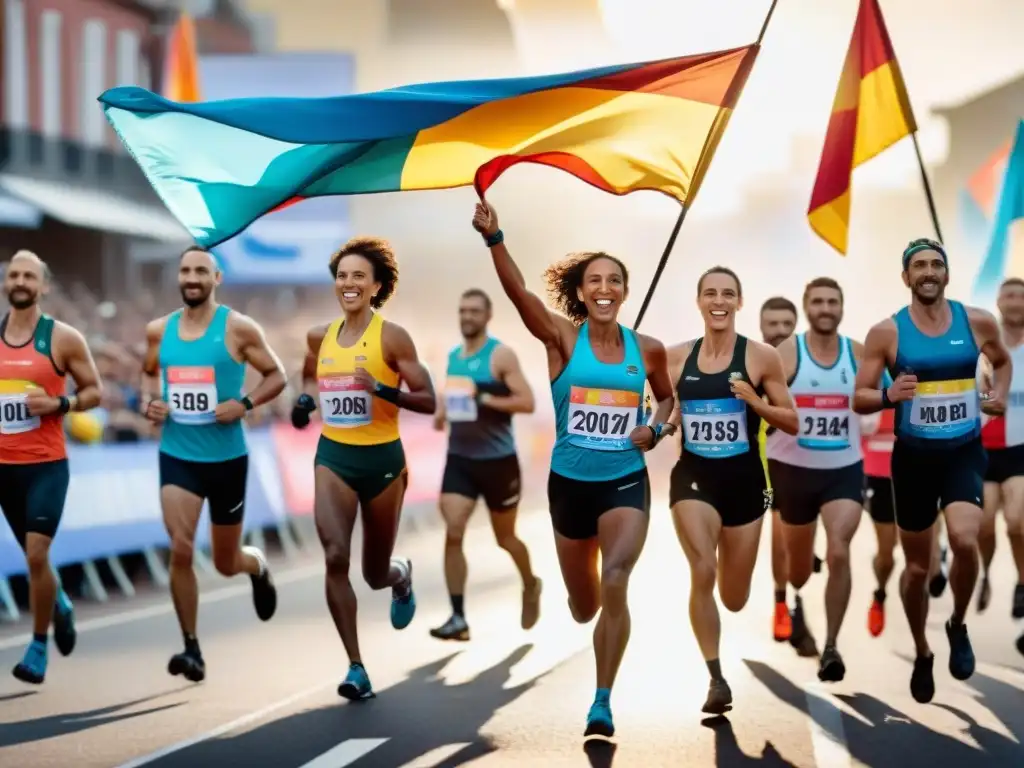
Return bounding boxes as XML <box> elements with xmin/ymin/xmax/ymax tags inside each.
<box><xmin>1</xmin><ymin>502</ymin><xmax>1023</xmax><ymax>768</ymax></box>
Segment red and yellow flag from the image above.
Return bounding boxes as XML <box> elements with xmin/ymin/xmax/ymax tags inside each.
<box><xmin>162</xmin><ymin>13</ymin><xmax>201</xmax><ymax>103</ymax></box>
<box><xmin>808</xmin><ymin>0</ymin><xmax>917</xmax><ymax>254</ymax></box>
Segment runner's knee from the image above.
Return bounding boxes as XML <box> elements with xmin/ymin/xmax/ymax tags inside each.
<box><xmin>169</xmin><ymin>537</ymin><xmax>194</xmax><ymax>569</ymax></box>
<box><xmin>323</xmin><ymin>544</ymin><xmax>351</xmax><ymax>577</ymax></box>
<box><xmin>826</xmin><ymin>541</ymin><xmax>850</xmax><ymax>573</ymax></box>
<box><xmin>690</xmin><ymin>558</ymin><xmax>716</xmax><ymax>593</ymax></box>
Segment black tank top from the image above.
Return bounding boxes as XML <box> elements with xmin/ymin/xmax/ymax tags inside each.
<box><xmin>676</xmin><ymin>335</ymin><xmax>763</xmax><ymax>460</ymax></box>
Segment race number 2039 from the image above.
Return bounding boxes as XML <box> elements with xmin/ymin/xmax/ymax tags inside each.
<box><xmin>567</xmin><ymin>385</ymin><xmax>640</xmax><ymax>450</ymax></box>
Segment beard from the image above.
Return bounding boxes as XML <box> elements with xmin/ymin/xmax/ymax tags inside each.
<box><xmin>180</xmin><ymin>287</ymin><xmax>209</xmax><ymax>308</ymax></box>
<box><xmin>6</xmin><ymin>289</ymin><xmax>35</xmax><ymax>309</ymax></box>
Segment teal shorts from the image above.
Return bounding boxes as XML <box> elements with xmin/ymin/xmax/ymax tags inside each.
<box><xmin>314</xmin><ymin>437</ymin><xmax>406</xmax><ymax>505</ymax></box>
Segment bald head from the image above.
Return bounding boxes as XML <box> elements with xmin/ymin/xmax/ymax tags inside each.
<box><xmin>9</xmin><ymin>250</ymin><xmax>49</xmax><ymax>280</ymax></box>
<box><xmin>4</xmin><ymin>250</ymin><xmax>49</xmax><ymax>309</ymax></box>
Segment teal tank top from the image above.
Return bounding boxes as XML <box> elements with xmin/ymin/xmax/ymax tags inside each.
<box><xmin>550</xmin><ymin>322</ymin><xmax>646</xmax><ymax>482</ymax></box>
<box><xmin>158</xmin><ymin>305</ymin><xmax>247</xmax><ymax>462</ymax></box>
<box><xmin>445</xmin><ymin>337</ymin><xmax>517</xmax><ymax>460</ymax></box>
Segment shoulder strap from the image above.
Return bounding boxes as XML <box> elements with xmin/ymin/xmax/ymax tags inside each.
<box><xmin>34</xmin><ymin>314</ymin><xmax>55</xmax><ymax>355</ymax></box>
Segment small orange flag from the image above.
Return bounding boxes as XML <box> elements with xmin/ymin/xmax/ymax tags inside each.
<box><xmin>162</xmin><ymin>13</ymin><xmax>201</xmax><ymax>103</ymax></box>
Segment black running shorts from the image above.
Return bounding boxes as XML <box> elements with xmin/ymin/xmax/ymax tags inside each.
<box><xmin>0</xmin><ymin>459</ymin><xmax>70</xmax><ymax>543</ymax></box>
<box><xmin>441</xmin><ymin>453</ymin><xmax>521</xmax><ymax>512</ymax></box>
<box><xmin>891</xmin><ymin>439</ymin><xmax>986</xmax><ymax>533</ymax></box>
<box><xmin>864</xmin><ymin>475</ymin><xmax>895</xmax><ymax>525</ymax></box>
<box><xmin>669</xmin><ymin>453</ymin><xmax>769</xmax><ymax>528</ymax></box>
<box><xmin>984</xmin><ymin>443</ymin><xmax>1024</xmax><ymax>485</ymax></box>
<box><xmin>159</xmin><ymin>452</ymin><xmax>248</xmax><ymax>526</ymax></box>
<box><xmin>768</xmin><ymin>460</ymin><xmax>865</xmax><ymax>527</ymax></box>
<box><xmin>548</xmin><ymin>468</ymin><xmax>650</xmax><ymax>540</ymax></box>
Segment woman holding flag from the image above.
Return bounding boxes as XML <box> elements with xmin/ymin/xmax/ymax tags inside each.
<box><xmin>471</xmin><ymin>200</ymin><xmax>674</xmax><ymax>738</ymax></box>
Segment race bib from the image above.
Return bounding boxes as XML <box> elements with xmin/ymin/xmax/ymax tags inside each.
<box><xmin>0</xmin><ymin>393</ymin><xmax>40</xmax><ymax>435</ymax></box>
<box><xmin>682</xmin><ymin>398</ymin><xmax>749</xmax><ymax>458</ymax></box>
<box><xmin>567</xmin><ymin>386</ymin><xmax>639</xmax><ymax>451</ymax></box>
<box><xmin>319</xmin><ymin>375</ymin><xmax>372</xmax><ymax>429</ymax></box>
<box><xmin>796</xmin><ymin>394</ymin><xmax>851</xmax><ymax>450</ymax></box>
<box><xmin>908</xmin><ymin>378</ymin><xmax>978</xmax><ymax>440</ymax></box>
<box><xmin>444</xmin><ymin>376</ymin><xmax>478</xmax><ymax>423</ymax></box>
<box><xmin>167</xmin><ymin>366</ymin><xmax>217</xmax><ymax>425</ymax></box>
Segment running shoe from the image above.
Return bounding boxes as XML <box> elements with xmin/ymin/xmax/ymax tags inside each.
<box><xmin>168</xmin><ymin>648</ymin><xmax>205</xmax><ymax>683</ymax></box>
<box><xmin>702</xmin><ymin>678</ymin><xmax>733</xmax><ymax>715</ymax></box>
<box><xmin>390</xmin><ymin>557</ymin><xmax>416</xmax><ymax>630</ymax></box>
<box><xmin>338</xmin><ymin>663</ymin><xmax>375</xmax><ymax>701</ymax></box>
<box><xmin>910</xmin><ymin>653</ymin><xmax>935</xmax><ymax>703</ymax></box>
<box><xmin>773</xmin><ymin>601</ymin><xmax>792</xmax><ymax>642</ymax></box>
<box><xmin>1012</xmin><ymin>583</ymin><xmax>1024</xmax><ymax>619</ymax></box>
<box><xmin>867</xmin><ymin>591</ymin><xmax>885</xmax><ymax>638</ymax></box>
<box><xmin>243</xmin><ymin>546</ymin><xmax>277</xmax><ymax>621</ymax></box>
<box><xmin>584</xmin><ymin>691</ymin><xmax>614</xmax><ymax>737</ymax></box>
<box><xmin>429</xmin><ymin>614</ymin><xmax>470</xmax><ymax>642</ymax></box>
<box><xmin>789</xmin><ymin>596</ymin><xmax>819</xmax><ymax>658</ymax></box>
<box><xmin>946</xmin><ymin>619</ymin><xmax>975</xmax><ymax>681</ymax></box>
<box><xmin>521</xmin><ymin>577</ymin><xmax>543</xmax><ymax>630</ymax></box>
<box><xmin>53</xmin><ymin>589</ymin><xmax>77</xmax><ymax>656</ymax></box>
<box><xmin>818</xmin><ymin>645</ymin><xmax>846</xmax><ymax>683</ymax></box>
<box><xmin>12</xmin><ymin>640</ymin><xmax>47</xmax><ymax>685</ymax></box>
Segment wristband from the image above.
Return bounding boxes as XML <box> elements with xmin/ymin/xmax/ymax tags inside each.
<box><xmin>484</xmin><ymin>229</ymin><xmax>504</xmax><ymax>247</ymax></box>
<box><xmin>241</xmin><ymin>395</ymin><xmax>254</xmax><ymax>411</ymax></box>
<box><xmin>880</xmin><ymin>387</ymin><xmax>895</xmax><ymax>409</ymax></box>
<box><xmin>373</xmin><ymin>381</ymin><xmax>401</xmax><ymax>405</ymax></box>
<box><xmin>57</xmin><ymin>396</ymin><xmax>71</xmax><ymax>414</ymax></box>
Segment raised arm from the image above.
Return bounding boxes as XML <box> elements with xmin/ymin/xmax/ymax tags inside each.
<box><xmin>482</xmin><ymin>344</ymin><xmax>535</xmax><ymax>415</ymax></box>
<box><xmin>232</xmin><ymin>313</ymin><xmax>287</xmax><ymax>408</ymax></box>
<box><xmin>380</xmin><ymin>322</ymin><xmax>436</xmax><ymax>415</ymax></box>
<box><xmin>472</xmin><ymin>201</ymin><xmax>573</xmax><ymax>356</ymax></box>
<box><xmin>58</xmin><ymin>325</ymin><xmax>102</xmax><ymax>411</ymax></box>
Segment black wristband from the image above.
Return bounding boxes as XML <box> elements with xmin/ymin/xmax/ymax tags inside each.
<box><xmin>373</xmin><ymin>382</ymin><xmax>401</xmax><ymax>405</ymax></box>
<box><xmin>241</xmin><ymin>395</ymin><xmax>254</xmax><ymax>411</ymax></box>
<box><xmin>880</xmin><ymin>387</ymin><xmax>895</xmax><ymax>409</ymax></box>
<box><xmin>484</xmin><ymin>229</ymin><xmax>504</xmax><ymax>247</ymax></box>
<box><xmin>57</xmin><ymin>396</ymin><xmax>71</xmax><ymax>414</ymax></box>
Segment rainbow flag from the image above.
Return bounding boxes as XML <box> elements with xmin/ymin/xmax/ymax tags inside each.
<box><xmin>99</xmin><ymin>47</ymin><xmax>758</xmax><ymax>248</ymax></box>
<box><xmin>162</xmin><ymin>13</ymin><xmax>201</xmax><ymax>103</ymax></box>
<box><xmin>972</xmin><ymin>120</ymin><xmax>1024</xmax><ymax>305</ymax></box>
<box><xmin>808</xmin><ymin>0</ymin><xmax>917</xmax><ymax>255</ymax></box>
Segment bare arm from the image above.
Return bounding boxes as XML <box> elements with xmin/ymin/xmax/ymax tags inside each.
<box><xmin>141</xmin><ymin>318</ymin><xmax>167</xmax><ymax>405</ymax></box>
<box><xmin>480</xmin><ymin>344</ymin><xmax>535</xmax><ymax>415</ymax></box>
<box><xmin>432</xmin><ymin>395</ymin><xmax>447</xmax><ymax>431</ymax></box>
<box><xmin>751</xmin><ymin>343</ymin><xmax>799</xmax><ymax>435</ymax></box>
<box><xmin>854</xmin><ymin>321</ymin><xmax>895</xmax><ymax>414</ymax></box>
<box><xmin>641</xmin><ymin>334</ymin><xmax>675</xmax><ymax>430</ymax></box>
<box><xmin>969</xmin><ymin>307</ymin><xmax>1011</xmax><ymax>408</ymax></box>
<box><xmin>776</xmin><ymin>335</ymin><xmax>798</xmax><ymax>381</ymax></box>
<box><xmin>232</xmin><ymin>314</ymin><xmax>287</xmax><ymax>407</ymax></box>
<box><xmin>665</xmin><ymin>341</ymin><xmax>695</xmax><ymax>429</ymax></box>
<box><xmin>58</xmin><ymin>325</ymin><xmax>102</xmax><ymax>411</ymax></box>
<box><xmin>302</xmin><ymin>324</ymin><xmax>329</xmax><ymax>399</ymax></box>
<box><xmin>383</xmin><ymin>323</ymin><xmax>436</xmax><ymax>414</ymax></box>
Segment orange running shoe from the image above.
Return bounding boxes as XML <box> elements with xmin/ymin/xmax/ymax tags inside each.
<box><xmin>773</xmin><ymin>601</ymin><xmax>792</xmax><ymax>642</ymax></box>
<box><xmin>868</xmin><ymin>597</ymin><xmax>885</xmax><ymax>637</ymax></box>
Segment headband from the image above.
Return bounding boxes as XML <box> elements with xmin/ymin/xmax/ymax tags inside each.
<box><xmin>902</xmin><ymin>238</ymin><xmax>947</xmax><ymax>270</ymax></box>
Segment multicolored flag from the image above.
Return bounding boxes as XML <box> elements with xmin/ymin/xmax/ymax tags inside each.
<box><xmin>808</xmin><ymin>0</ymin><xmax>917</xmax><ymax>255</ymax></box>
<box><xmin>161</xmin><ymin>13</ymin><xmax>201</xmax><ymax>103</ymax></box>
<box><xmin>972</xmin><ymin>120</ymin><xmax>1024</xmax><ymax>305</ymax></box>
<box><xmin>99</xmin><ymin>47</ymin><xmax>758</xmax><ymax>248</ymax></box>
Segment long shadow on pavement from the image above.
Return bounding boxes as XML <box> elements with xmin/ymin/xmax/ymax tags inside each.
<box><xmin>0</xmin><ymin>691</ymin><xmax>36</xmax><ymax>703</ymax></box>
<box><xmin>700</xmin><ymin>715</ymin><xmax>798</xmax><ymax>767</ymax></box>
<box><xmin>152</xmin><ymin>643</ymin><xmax>552</xmax><ymax>768</ymax></box>
<box><xmin>0</xmin><ymin>691</ymin><xmax>188</xmax><ymax>747</ymax></box>
<box><xmin>745</xmin><ymin>659</ymin><xmax>1024</xmax><ymax>767</ymax></box>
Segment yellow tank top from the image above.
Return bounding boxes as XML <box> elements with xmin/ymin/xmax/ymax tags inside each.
<box><xmin>316</xmin><ymin>312</ymin><xmax>400</xmax><ymax>446</ymax></box>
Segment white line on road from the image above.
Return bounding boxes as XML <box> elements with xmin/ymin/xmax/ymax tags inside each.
<box><xmin>397</xmin><ymin>743</ymin><xmax>472</xmax><ymax>768</ymax></box>
<box><xmin>112</xmin><ymin>681</ymin><xmax>333</xmax><ymax>768</ymax></box>
<box><xmin>0</xmin><ymin>563</ymin><xmax>325</xmax><ymax>652</ymax></box>
<box><xmin>297</xmin><ymin>738</ymin><xmax>389</xmax><ymax>768</ymax></box>
<box><xmin>803</xmin><ymin>684</ymin><xmax>853</xmax><ymax>768</ymax></box>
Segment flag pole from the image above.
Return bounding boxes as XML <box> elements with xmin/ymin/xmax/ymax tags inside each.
<box><xmin>633</xmin><ymin>0</ymin><xmax>780</xmax><ymax>331</ymax></box>
<box><xmin>910</xmin><ymin>132</ymin><xmax>944</xmax><ymax>243</ymax></box>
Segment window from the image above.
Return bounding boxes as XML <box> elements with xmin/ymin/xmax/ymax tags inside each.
<box><xmin>115</xmin><ymin>30</ymin><xmax>139</xmax><ymax>86</ymax></box>
<box><xmin>4</xmin><ymin>0</ymin><xmax>29</xmax><ymax>128</ymax></box>
<box><xmin>40</xmin><ymin>10</ymin><xmax>62</xmax><ymax>138</ymax></box>
<box><xmin>81</xmin><ymin>19</ymin><xmax>108</xmax><ymax>146</ymax></box>
<box><xmin>138</xmin><ymin>56</ymin><xmax>152</xmax><ymax>90</ymax></box>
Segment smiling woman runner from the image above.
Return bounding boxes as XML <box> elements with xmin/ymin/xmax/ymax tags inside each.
<box><xmin>291</xmin><ymin>236</ymin><xmax>436</xmax><ymax>702</ymax></box>
<box><xmin>472</xmin><ymin>200</ymin><xmax>675</xmax><ymax>739</ymax></box>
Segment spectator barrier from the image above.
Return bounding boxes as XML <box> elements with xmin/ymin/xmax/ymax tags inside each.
<box><xmin>0</xmin><ymin>417</ymin><xmax>556</xmax><ymax>622</ymax></box>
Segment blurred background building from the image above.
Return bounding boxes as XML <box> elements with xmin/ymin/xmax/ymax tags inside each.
<box><xmin>1</xmin><ymin>0</ymin><xmax>1022</xmax><ymax>448</ymax></box>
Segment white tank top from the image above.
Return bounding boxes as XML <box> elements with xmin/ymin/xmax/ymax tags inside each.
<box><xmin>766</xmin><ymin>333</ymin><xmax>863</xmax><ymax>469</ymax></box>
<box><xmin>980</xmin><ymin>341</ymin><xmax>1024</xmax><ymax>449</ymax></box>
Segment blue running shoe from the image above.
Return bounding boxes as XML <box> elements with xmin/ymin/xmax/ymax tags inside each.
<box><xmin>338</xmin><ymin>663</ymin><xmax>375</xmax><ymax>701</ymax></box>
<box><xmin>12</xmin><ymin>640</ymin><xmax>47</xmax><ymax>685</ymax></box>
<box><xmin>390</xmin><ymin>558</ymin><xmax>416</xmax><ymax>630</ymax></box>
<box><xmin>53</xmin><ymin>590</ymin><xmax>77</xmax><ymax>657</ymax></box>
<box><xmin>584</xmin><ymin>691</ymin><xmax>614</xmax><ymax>738</ymax></box>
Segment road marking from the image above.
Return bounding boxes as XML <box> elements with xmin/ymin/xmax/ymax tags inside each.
<box><xmin>112</xmin><ymin>682</ymin><xmax>332</xmax><ymax>768</ymax></box>
<box><xmin>398</xmin><ymin>743</ymin><xmax>472</xmax><ymax>767</ymax></box>
<box><xmin>0</xmin><ymin>563</ymin><xmax>324</xmax><ymax>652</ymax></box>
<box><xmin>297</xmin><ymin>738</ymin><xmax>389</xmax><ymax>767</ymax></box>
<box><xmin>803</xmin><ymin>684</ymin><xmax>852</xmax><ymax>768</ymax></box>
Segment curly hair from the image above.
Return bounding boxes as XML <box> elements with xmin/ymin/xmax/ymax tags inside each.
<box><xmin>329</xmin><ymin>236</ymin><xmax>399</xmax><ymax>309</ymax></box>
<box><xmin>543</xmin><ymin>251</ymin><xmax>628</xmax><ymax>326</ymax></box>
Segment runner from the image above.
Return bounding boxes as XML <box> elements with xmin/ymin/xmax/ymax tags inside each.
<box><xmin>861</xmin><ymin>391</ymin><xmax>896</xmax><ymax>637</ymax></box>
<box><xmin>292</xmin><ymin>236</ymin><xmax>435</xmax><ymax>701</ymax></box>
<box><xmin>430</xmin><ymin>288</ymin><xmax>542</xmax><ymax>641</ymax></box>
<box><xmin>142</xmin><ymin>246</ymin><xmax>285</xmax><ymax>682</ymax></box>
<box><xmin>854</xmin><ymin>237</ymin><xmax>1010</xmax><ymax>703</ymax></box>
<box><xmin>978</xmin><ymin>277</ymin><xmax>1024</xmax><ymax>618</ymax></box>
<box><xmin>668</xmin><ymin>266</ymin><xmax>799</xmax><ymax>714</ymax></box>
<box><xmin>472</xmin><ymin>201</ymin><xmax>674</xmax><ymax>738</ymax></box>
<box><xmin>766</xmin><ymin>277</ymin><xmax>863</xmax><ymax>681</ymax></box>
<box><xmin>2</xmin><ymin>251</ymin><xmax>100</xmax><ymax>684</ymax></box>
